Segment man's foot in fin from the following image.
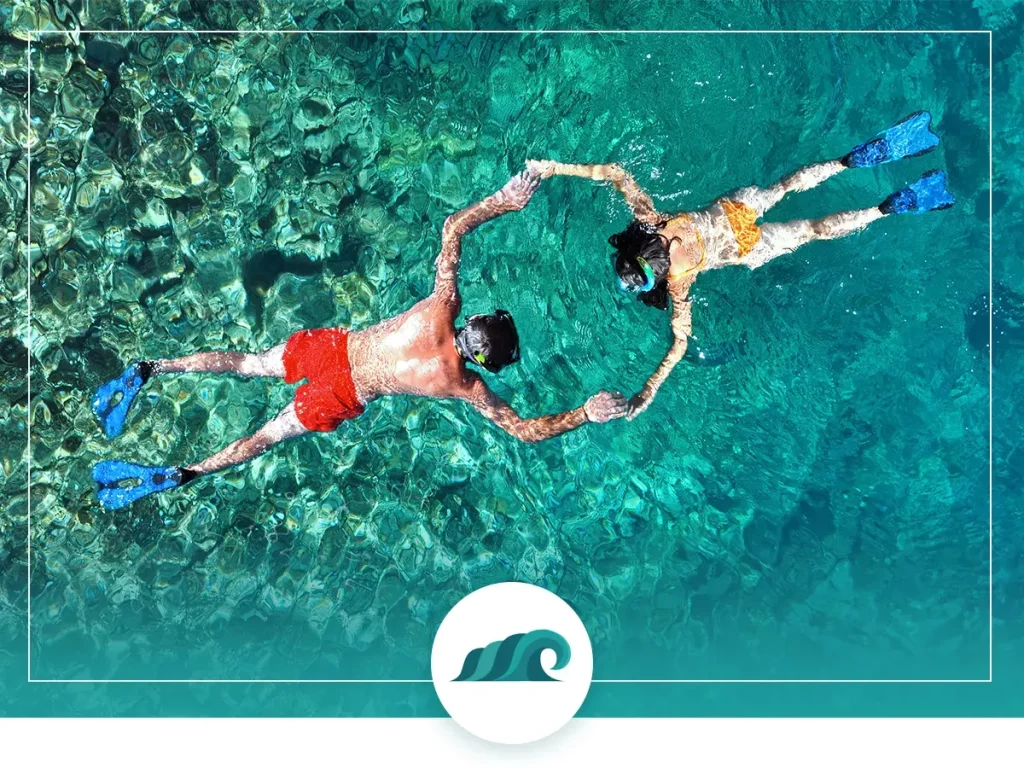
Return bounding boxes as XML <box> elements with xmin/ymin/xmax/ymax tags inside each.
<box><xmin>843</xmin><ymin>111</ymin><xmax>940</xmax><ymax>168</ymax></box>
<box><xmin>91</xmin><ymin>361</ymin><xmax>154</xmax><ymax>439</ymax></box>
<box><xmin>879</xmin><ymin>170</ymin><xmax>955</xmax><ymax>215</ymax></box>
<box><xmin>93</xmin><ymin>460</ymin><xmax>197</xmax><ymax>510</ymax></box>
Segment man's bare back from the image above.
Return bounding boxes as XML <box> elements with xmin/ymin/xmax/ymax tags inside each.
<box><xmin>348</xmin><ymin>297</ymin><xmax>467</xmax><ymax>401</ymax></box>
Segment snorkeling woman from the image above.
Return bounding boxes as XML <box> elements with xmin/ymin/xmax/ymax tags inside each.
<box><xmin>528</xmin><ymin>111</ymin><xmax>955</xmax><ymax>418</ymax></box>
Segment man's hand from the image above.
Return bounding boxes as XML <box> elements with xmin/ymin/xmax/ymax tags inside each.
<box><xmin>496</xmin><ymin>169</ymin><xmax>542</xmax><ymax>211</ymax></box>
<box><xmin>583</xmin><ymin>391</ymin><xmax>628</xmax><ymax>423</ymax></box>
<box><xmin>526</xmin><ymin>159</ymin><xmax>558</xmax><ymax>178</ymax></box>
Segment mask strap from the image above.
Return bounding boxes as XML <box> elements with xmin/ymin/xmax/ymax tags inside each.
<box><xmin>637</xmin><ymin>257</ymin><xmax>657</xmax><ymax>292</ymax></box>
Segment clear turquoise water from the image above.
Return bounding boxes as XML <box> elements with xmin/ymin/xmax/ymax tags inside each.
<box><xmin>2</xmin><ymin>1</ymin><xmax>1021</xmax><ymax>717</ymax></box>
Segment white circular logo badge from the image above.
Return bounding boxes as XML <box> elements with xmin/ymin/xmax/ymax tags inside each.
<box><xmin>430</xmin><ymin>582</ymin><xmax>594</xmax><ymax>745</ymax></box>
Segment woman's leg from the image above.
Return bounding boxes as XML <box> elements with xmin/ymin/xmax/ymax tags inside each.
<box><xmin>153</xmin><ymin>342</ymin><xmax>287</xmax><ymax>378</ymax></box>
<box><xmin>186</xmin><ymin>402</ymin><xmax>308</xmax><ymax>477</ymax></box>
<box><xmin>741</xmin><ymin>206</ymin><xmax>885</xmax><ymax>269</ymax></box>
<box><xmin>729</xmin><ymin>159</ymin><xmax>846</xmax><ymax>217</ymax></box>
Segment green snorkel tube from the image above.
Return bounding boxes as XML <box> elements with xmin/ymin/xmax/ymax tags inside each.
<box><xmin>619</xmin><ymin>256</ymin><xmax>657</xmax><ymax>293</ymax></box>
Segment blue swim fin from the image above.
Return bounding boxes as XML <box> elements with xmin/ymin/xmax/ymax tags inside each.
<box><xmin>93</xmin><ymin>460</ymin><xmax>194</xmax><ymax>510</ymax></box>
<box><xmin>91</xmin><ymin>362</ymin><xmax>152</xmax><ymax>439</ymax></box>
<box><xmin>879</xmin><ymin>170</ymin><xmax>955</xmax><ymax>215</ymax></box>
<box><xmin>843</xmin><ymin>111</ymin><xmax>940</xmax><ymax>168</ymax></box>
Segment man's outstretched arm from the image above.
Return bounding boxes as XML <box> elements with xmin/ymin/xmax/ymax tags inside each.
<box><xmin>526</xmin><ymin>159</ymin><xmax>663</xmax><ymax>227</ymax></box>
<box><xmin>628</xmin><ymin>278</ymin><xmax>695</xmax><ymax>419</ymax></box>
<box><xmin>461</xmin><ymin>376</ymin><xmax>627</xmax><ymax>443</ymax></box>
<box><xmin>433</xmin><ymin>170</ymin><xmax>541</xmax><ymax>305</ymax></box>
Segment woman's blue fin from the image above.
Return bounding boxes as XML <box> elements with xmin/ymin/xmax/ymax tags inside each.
<box><xmin>844</xmin><ymin>111</ymin><xmax>940</xmax><ymax>168</ymax></box>
<box><xmin>880</xmin><ymin>170</ymin><xmax>955</xmax><ymax>215</ymax></box>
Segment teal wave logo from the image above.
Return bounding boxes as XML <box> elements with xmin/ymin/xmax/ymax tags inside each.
<box><xmin>452</xmin><ymin>629</ymin><xmax>572</xmax><ymax>682</ymax></box>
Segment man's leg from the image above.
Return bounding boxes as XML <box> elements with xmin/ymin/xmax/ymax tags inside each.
<box><xmin>185</xmin><ymin>402</ymin><xmax>308</xmax><ymax>477</ymax></box>
<box><xmin>730</xmin><ymin>159</ymin><xmax>846</xmax><ymax>217</ymax></box>
<box><xmin>93</xmin><ymin>403</ymin><xmax>309</xmax><ymax>510</ymax></box>
<box><xmin>741</xmin><ymin>206</ymin><xmax>885</xmax><ymax>269</ymax></box>
<box><xmin>93</xmin><ymin>342</ymin><xmax>288</xmax><ymax>440</ymax></box>
<box><xmin>152</xmin><ymin>343</ymin><xmax>287</xmax><ymax>378</ymax></box>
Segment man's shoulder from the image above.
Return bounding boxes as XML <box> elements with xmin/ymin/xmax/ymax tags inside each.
<box><xmin>448</xmin><ymin>366</ymin><xmax>489</xmax><ymax>401</ymax></box>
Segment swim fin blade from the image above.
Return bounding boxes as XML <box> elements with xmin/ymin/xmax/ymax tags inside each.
<box><xmin>91</xmin><ymin>362</ymin><xmax>150</xmax><ymax>439</ymax></box>
<box><xmin>844</xmin><ymin>111</ymin><xmax>940</xmax><ymax>168</ymax></box>
<box><xmin>879</xmin><ymin>170</ymin><xmax>955</xmax><ymax>215</ymax></box>
<box><xmin>93</xmin><ymin>460</ymin><xmax>186</xmax><ymax>510</ymax></box>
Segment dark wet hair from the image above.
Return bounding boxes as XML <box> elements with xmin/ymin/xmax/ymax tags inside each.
<box><xmin>456</xmin><ymin>310</ymin><xmax>521</xmax><ymax>373</ymax></box>
<box><xmin>609</xmin><ymin>220</ymin><xmax>671</xmax><ymax>310</ymax></box>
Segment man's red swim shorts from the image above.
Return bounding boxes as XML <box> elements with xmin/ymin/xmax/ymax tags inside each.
<box><xmin>283</xmin><ymin>328</ymin><xmax>365</xmax><ymax>432</ymax></box>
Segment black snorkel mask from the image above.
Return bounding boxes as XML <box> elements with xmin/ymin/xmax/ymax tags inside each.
<box><xmin>457</xmin><ymin>310</ymin><xmax>521</xmax><ymax>373</ymax></box>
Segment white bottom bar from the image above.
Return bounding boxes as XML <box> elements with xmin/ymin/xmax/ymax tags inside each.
<box><xmin>1</xmin><ymin>717</ymin><xmax>1015</xmax><ymax>765</ymax></box>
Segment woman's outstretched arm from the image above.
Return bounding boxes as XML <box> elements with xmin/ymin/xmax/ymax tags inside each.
<box><xmin>527</xmin><ymin>159</ymin><xmax>663</xmax><ymax>226</ymax></box>
<box><xmin>627</xmin><ymin>277</ymin><xmax>695</xmax><ymax>419</ymax></box>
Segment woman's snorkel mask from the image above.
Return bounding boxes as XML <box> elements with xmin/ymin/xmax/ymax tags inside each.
<box><xmin>618</xmin><ymin>256</ymin><xmax>657</xmax><ymax>294</ymax></box>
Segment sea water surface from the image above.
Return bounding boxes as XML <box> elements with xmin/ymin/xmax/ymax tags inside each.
<box><xmin>0</xmin><ymin>2</ymin><xmax>1012</xmax><ymax>717</ymax></box>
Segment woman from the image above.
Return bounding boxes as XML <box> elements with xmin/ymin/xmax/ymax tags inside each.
<box><xmin>527</xmin><ymin>111</ymin><xmax>954</xmax><ymax>418</ymax></box>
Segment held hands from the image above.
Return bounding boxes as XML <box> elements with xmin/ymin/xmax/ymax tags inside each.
<box><xmin>583</xmin><ymin>391</ymin><xmax>629</xmax><ymax>423</ymax></box>
<box><xmin>590</xmin><ymin>162</ymin><xmax>627</xmax><ymax>184</ymax></box>
<box><xmin>496</xmin><ymin>169</ymin><xmax>542</xmax><ymax>211</ymax></box>
<box><xmin>525</xmin><ymin>159</ymin><xmax>558</xmax><ymax>178</ymax></box>
<box><xmin>626</xmin><ymin>391</ymin><xmax>652</xmax><ymax>421</ymax></box>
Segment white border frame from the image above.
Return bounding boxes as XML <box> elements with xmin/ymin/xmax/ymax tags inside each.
<box><xmin>24</xmin><ymin>30</ymin><xmax>995</xmax><ymax>688</ymax></box>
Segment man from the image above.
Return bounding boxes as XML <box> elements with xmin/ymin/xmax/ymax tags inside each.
<box><xmin>92</xmin><ymin>169</ymin><xmax>627</xmax><ymax>510</ymax></box>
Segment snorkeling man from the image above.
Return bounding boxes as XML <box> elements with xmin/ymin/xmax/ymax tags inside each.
<box><xmin>91</xmin><ymin>169</ymin><xmax>628</xmax><ymax>510</ymax></box>
<box><xmin>528</xmin><ymin>111</ymin><xmax>955</xmax><ymax>418</ymax></box>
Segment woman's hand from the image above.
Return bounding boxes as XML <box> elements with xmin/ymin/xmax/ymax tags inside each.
<box><xmin>626</xmin><ymin>391</ymin><xmax>653</xmax><ymax>421</ymax></box>
<box><xmin>591</xmin><ymin>163</ymin><xmax>627</xmax><ymax>184</ymax></box>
